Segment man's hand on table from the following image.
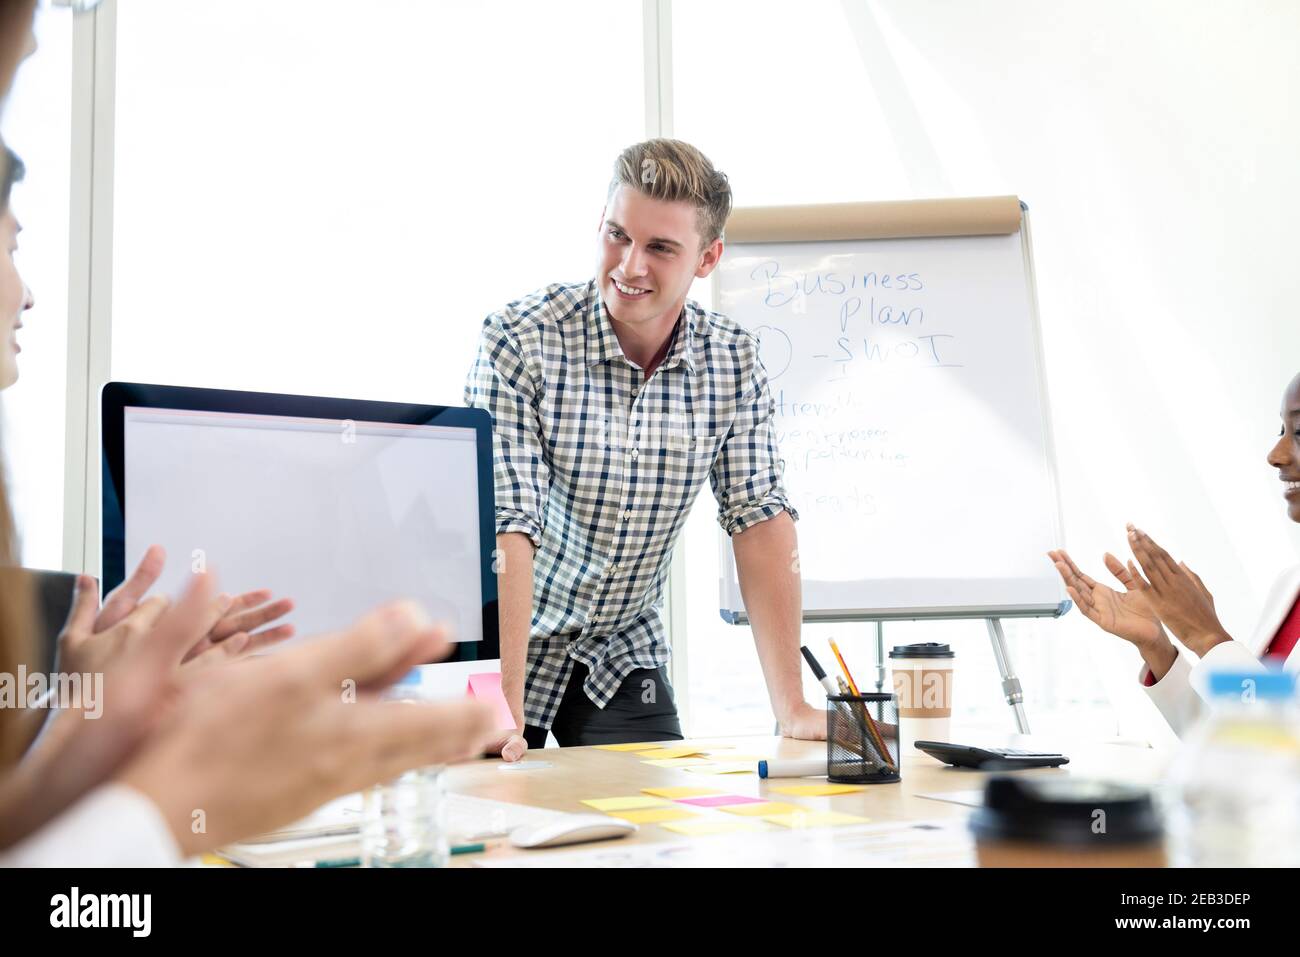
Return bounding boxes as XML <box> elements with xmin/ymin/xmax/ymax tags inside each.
<box><xmin>485</xmin><ymin>730</ymin><xmax>528</xmax><ymax>762</ymax></box>
<box><xmin>779</xmin><ymin>700</ymin><xmax>827</xmax><ymax>740</ymax></box>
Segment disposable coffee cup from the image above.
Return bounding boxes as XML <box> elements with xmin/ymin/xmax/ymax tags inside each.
<box><xmin>889</xmin><ymin>642</ymin><xmax>954</xmax><ymax>753</ymax></box>
<box><xmin>970</xmin><ymin>776</ymin><xmax>1166</xmax><ymax>867</ymax></box>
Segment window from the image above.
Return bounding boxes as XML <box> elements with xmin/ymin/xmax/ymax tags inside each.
<box><xmin>111</xmin><ymin>0</ymin><xmax>644</xmax><ymax>409</ymax></box>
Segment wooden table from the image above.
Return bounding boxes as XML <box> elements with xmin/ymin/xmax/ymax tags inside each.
<box><xmin>445</xmin><ymin>731</ymin><xmax>1171</xmax><ymax>867</ymax></box>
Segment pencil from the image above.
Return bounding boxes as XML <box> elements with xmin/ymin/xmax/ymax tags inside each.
<box><xmin>836</xmin><ymin>675</ymin><xmax>896</xmax><ymax>772</ymax></box>
<box><xmin>828</xmin><ymin>637</ymin><xmax>861</xmax><ymax>696</ymax></box>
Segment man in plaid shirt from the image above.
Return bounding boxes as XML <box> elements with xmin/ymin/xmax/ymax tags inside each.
<box><xmin>466</xmin><ymin>139</ymin><xmax>824</xmax><ymax>759</ymax></box>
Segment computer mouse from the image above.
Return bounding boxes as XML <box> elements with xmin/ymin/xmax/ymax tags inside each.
<box><xmin>508</xmin><ymin>815</ymin><xmax>638</xmax><ymax>849</ymax></box>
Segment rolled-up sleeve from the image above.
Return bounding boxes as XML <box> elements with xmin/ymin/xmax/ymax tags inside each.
<box><xmin>710</xmin><ymin>341</ymin><xmax>799</xmax><ymax>536</ymax></box>
<box><xmin>464</xmin><ymin>313</ymin><xmax>551</xmax><ymax>549</ymax></box>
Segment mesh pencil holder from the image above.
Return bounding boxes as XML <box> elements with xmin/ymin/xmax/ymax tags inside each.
<box><xmin>827</xmin><ymin>693</ymin><xmax>901</xmax><ymax>784</ymax></box>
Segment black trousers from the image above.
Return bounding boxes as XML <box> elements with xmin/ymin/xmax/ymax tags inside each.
<box><xmin>523</xmin><ymin>662</ymin><xmax>684</xmax><ymax>749</ymax></box>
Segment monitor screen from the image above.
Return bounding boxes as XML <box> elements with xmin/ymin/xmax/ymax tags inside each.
<box><xmin>102</xmin><ymin>383</ymin><xmax>498</xmax><ymax>663</ymax></box>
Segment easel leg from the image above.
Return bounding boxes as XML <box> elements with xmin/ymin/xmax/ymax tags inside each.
<box><xmin>985</xmin><ymin>618</ymin><xmax>1030</xmax><ymax>734</ymax></box>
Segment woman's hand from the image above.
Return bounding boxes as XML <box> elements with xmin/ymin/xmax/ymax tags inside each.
<box><xmin>179</xmin><ymin>589</ymin><xmax>295</xmax><ymax>664</ymax></box>
<box><xmin>1</xmin><ymin>571</ymin><xmax>236</xmax><ymax>848</ymax></box>
<box><xmin>57</xmin><ymin>545</ymin><xmax>294</xmax><ymax>676</ymax></box>
<box><xmin>119</xmin><ymin>597</ymin><xmax>497</xmax><ymax>856</ymax></box>
<box><xmin>1049</xmin><ymin>547</ymin><xmax>1180</xmax><ymax>681</ymax></box>
<box><xmin>1124</xmin><ymin>525</ymin><xmax>1232</xmax><ymax>657</ymax></box>
<box><xmin>56</xmin><ymin>574</ymin><xmax>229</xmax><ymax>677</ymax></box>
<box><xmin>1049</xmin><ymin>548</ymin><xmax>1166</xmax><ymax>648</ymax></box>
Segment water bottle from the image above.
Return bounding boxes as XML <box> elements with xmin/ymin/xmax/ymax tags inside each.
<box><xmin>360</xmin><ymin>668</ymin><xmax>450</xmax><ymax>868</ymax></box>
<box><xmin>1165</xmin><ymin>669</ymin><xmax>1300</xmax><ymax>867</ymax></box>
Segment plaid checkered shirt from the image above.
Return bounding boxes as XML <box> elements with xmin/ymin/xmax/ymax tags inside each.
<box><xmin>465</xmin><ymin>279</ymin><xmax>798</xmax><ymax>730</ymax></box>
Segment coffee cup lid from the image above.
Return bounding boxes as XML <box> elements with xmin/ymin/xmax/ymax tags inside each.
<box><xmin>888</xmin><ymin>642</ymin><xmax>954</xmax><ymax>659</ymax></box>
<box><xmin>969</xmin><ymin>776</ymin><xmax>1163</xmax><ymax>846</ymax></box>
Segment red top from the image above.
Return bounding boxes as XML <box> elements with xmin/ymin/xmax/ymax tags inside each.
<box><xmin>1265</xmin><ymin>592</ymin><xmax>1300</xmax><ymax>662</ymax></box>
<box><xmin>1144</xmin><ymin>591</ymin><xmax>1300</xmax><ymax>686</ymax></box>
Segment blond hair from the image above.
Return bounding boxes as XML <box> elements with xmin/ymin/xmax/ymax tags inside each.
<box><xmin>609</xmin><ymin>139</ymin><xmax>732</xmax><ymax>247</ymax></box>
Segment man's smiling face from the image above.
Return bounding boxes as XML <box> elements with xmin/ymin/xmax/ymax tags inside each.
<box><xmin>596</xmin><ymin>184</ymin><xmax>717</xmax><ymax>332</ymax></box>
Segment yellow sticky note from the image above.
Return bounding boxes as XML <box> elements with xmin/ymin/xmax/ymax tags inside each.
<box><xmin>593</xmin><ymin>743</ymin><xmax>664</xmax><ymax>752</ymax></box>
<box><xmin>661</xmin><ymin>818</ymin><xmax>767</xmax><ymax>836</ymax></box>
<box><xmin>763</xmin><ymin>811</ymin><xmax>870</xmax><ymax>828</ymax></box>
<box><xmin>718</xmin><ymin>801</ymin><xmax>806</xmax><ymax>817</ymax></box>
<box><xmin>606</xmin><ymin>807</ymin><xmax>699</xmax><ymax>824</ymax></box>
<box><xmin>771</xmin><ymin>783</ymin><xmax>866</xmax><ymax>796</ymax></box>
<box><xmin>581</xmin><ymin>796</ymin><xmax>671</xmax><ymax>811</ymax></box>
<box><xmin>641</xmin><ymin>787</ymin><xmax>723</xmax><ymax>799</ymax></box>
<box><xmin>684</xmin><ymin>763</ymin><xmax>757</xmax><ymax>775</ymax></box>
<box><xmin>642</xmin><ymin>758</ymin><xmax>710</xmax><ymax>768</ymax></box>
<box><xmin>635</xmin><ymin>747</ymin><xmax>708</xmax><ymax>760</ymax></box>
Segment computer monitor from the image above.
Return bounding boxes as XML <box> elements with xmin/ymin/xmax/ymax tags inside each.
<box><xmin>101</xmin><ymin>382</ymin><xmax>499</xmax><ymax>667</ymax></box>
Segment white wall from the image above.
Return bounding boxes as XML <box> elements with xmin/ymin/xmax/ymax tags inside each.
<box><xmin>911</xmin><ymin>0</ymin><xmax>1300</xmax><ymax>740</ymax></box>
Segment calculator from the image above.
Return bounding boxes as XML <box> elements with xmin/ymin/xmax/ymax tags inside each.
<box><xmin>914</xmin><ymin>741</ymin><xmax>1070</xmax><ymax>770</ymax></box>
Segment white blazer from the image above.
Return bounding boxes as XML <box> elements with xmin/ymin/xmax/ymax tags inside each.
<box><xmin>1144</xmin><ymin>564</ymin><xmax>1300</xmax><ymax>737</ymax></box>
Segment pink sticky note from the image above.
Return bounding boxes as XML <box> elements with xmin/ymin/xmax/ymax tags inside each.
<box><xmin>467</xmin><ymin>673</ymin><xmax>516</xmax><ymax>730</ymax></box>
<box><xmin>676</xmin><ymin>794</ymin><xmax>767</xmax><ymax>808</ymax></box>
